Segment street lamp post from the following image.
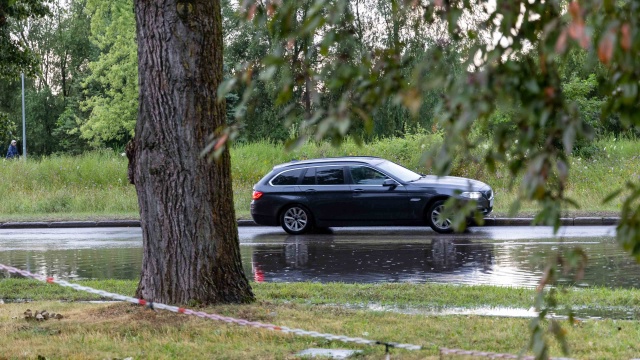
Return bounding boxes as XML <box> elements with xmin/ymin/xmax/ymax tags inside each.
<box><xmin>21</xmin><ymin>72</ymin><xmax>26</xmax><ymax>160</ymax></box>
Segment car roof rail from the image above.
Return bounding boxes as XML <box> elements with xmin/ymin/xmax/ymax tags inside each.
<box><xmin>272</xmin><ymin>156</ymin><xmax>383</xmax><ymax>169</ymax></box>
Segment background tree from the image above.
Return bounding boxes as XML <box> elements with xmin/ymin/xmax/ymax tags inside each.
<box><xmin>0</xmin><ymin>0</ymin><xmax>50</xmax><ymax>80</ymax></box>
<box><xmin>80</xmin><ymin>0</ymin><xmax>137</xmax><ymax>149</ymax></box>
<box><xmin>1</xmin><ymin>0</ymin><xmax>94</xmax><ymax>155</ymax></box>
<box><xmin>0</xmin><ymin>112</ymin><xmax>18</xmax><ymax>145</ymax></box>
<box><xmin>128</xmin><ymin>0</ymin><xmax>254</xmax><ymax>304</ymax></box>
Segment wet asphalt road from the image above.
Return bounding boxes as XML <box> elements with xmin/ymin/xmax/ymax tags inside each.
<box><xmin>1</xmin><ymin>225</ymin><xmax>630</xmax><ymax>288</ymax></box>
<box><xmin>0</xmin><ymin>225</ymin><xmax>616</xmax><ymax>251</ymax></box>
<box><xmin>238</xmin><ymin>225</ymin><xmax>617</xmax><ymax>243</ymax></box>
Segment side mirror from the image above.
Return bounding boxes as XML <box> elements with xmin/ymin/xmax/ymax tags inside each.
<box><xmin>382</xmin><ymin>179</ymin><xmax>398</xmax><ymax>187</ymax></box>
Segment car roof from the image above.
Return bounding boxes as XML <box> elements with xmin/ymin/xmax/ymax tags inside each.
<box><xmin>272</xmin><ymin>156</ymin><xmax>386</xmax><ymax>170</ymax></box>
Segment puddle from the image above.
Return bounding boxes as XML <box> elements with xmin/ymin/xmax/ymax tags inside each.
<box><xmin>342</xmin><ymin>303</ymin><xmax>640</xmax><ymax>320</ymax></box>
<box><xmin>296</xmin><ymin>348</ymin><xmax>362</xmax><ymax>359</ymax></box>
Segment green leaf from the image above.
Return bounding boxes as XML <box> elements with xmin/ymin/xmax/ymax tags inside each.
<box><xmin>217</xmin><ymin>78</ymin><xmax>237</xmax><ymax>99</ymax></box>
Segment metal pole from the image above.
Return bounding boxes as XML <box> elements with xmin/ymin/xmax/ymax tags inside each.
<box><xmin>21</xmin><ymin>72</ymin><xmax>26</xmax><ymax>160</ymax></box>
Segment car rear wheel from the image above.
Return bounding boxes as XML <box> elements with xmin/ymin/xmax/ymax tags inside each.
<box><xmin>427</xmin><ymin>200</ymin><xmax>453</xmax><ymax>234</ymax></box>
<box><xmin>280</xmin><ymin>205</ymin><xmax>313</xmax><ymax>234</ymax></box>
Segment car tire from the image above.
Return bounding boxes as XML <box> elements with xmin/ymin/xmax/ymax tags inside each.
<box><xmin>280</xmin><ymin>205</ymin><xmax>313</xmax><ymax>235</ymax></box>
<box><xmin>427</xmin><ymin>200</ymin><xmax>454</xmax><ymax>234</ymax></box>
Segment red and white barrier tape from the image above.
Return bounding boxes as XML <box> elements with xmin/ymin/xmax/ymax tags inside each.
<box><xmin>0</xmin><ymin>263</ymin><xmax>421</xmax><ymax>351</ymax></box>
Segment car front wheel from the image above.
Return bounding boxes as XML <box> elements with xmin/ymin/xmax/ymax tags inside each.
<box><xmin>427</xmin><ymin>200</ymin><xmax>453</xmax><ymax>234</ymax></box>
<box><xmin>280</xmin><ymin>205</ymin><xmax>313</xmax><ymax>234</ymax></box>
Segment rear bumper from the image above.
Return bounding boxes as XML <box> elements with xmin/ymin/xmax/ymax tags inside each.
<box><xmin>250</xmin><ymin>213</ymin><xmax>279</xmax><ymax>226</ymax></box>
<box><xmin>251</xmin><ymin>201</ymin><xmax>279</xmax><ymax>226</ymax></box>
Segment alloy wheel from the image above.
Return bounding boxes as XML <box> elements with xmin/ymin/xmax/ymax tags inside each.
<box><xmin>431</xmin><ymin>204</ymin><xmax>452</xmax><ymax>231</ymax></box>
<box><xmin>283</xmin><ymin>206</ymin><xmax>309</xmax><ymax>233</ymax></box>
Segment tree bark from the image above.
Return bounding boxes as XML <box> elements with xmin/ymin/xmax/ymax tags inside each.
<box><xmin>131</xmin><ymin>0</ymin><xmax>254</xmax><ymax>305</ymax></box>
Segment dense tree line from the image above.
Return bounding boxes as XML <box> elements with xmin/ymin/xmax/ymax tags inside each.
<box><xmin>0</xmin><ymin>0</ymin><xmax>616</xmax><ymax>156</ymax></box>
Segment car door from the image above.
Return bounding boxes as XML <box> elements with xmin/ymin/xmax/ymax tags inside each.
<box><xmin>297</xmin><ymin>165</ymin><xmax>352</xmax><ymax>223</ymax></box>
<box><xmin>347</xmin><ymin>165</ymin><xmax>410</xmax><ymax>221</ymax></box>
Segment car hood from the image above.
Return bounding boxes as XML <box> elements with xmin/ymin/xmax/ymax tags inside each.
<box><xmin>410</xmin><ymin>175</ymin><xmax>489</xmax><ymax>191</ymax></box>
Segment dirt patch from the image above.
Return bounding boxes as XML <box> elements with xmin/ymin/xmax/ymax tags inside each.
<box><xmin>86</xmin><ymin>303</ymin><xmax>189</xmax><ymax>327</ymax></box>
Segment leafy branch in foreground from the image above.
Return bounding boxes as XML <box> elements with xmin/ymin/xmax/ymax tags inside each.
<box><xmin>216</xmin><ymin>1</ymin><xmax>640</xmax><ymax>358</ymax></box>
<box><xmin>223</xmin><ymin>0</ymin><xmax>639</xmax><ymax>242</ymax></box>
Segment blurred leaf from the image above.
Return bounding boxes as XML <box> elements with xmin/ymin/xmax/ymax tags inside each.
<box><xmin>603</xmin><ymin>188</ymin><xmax>623</xmax><ymax>204</ymax></box>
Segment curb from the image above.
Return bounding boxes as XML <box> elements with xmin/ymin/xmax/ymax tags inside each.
<box><xmin>485</xmin><ymin>217</ymin><xmax>619</xmax><ymax>226</ymax></box>
<box><xmin>0</xmin><ymin>220</ymin><xmax>142</xmax><ymax>229</ymax></box>
<box><xmin>0</xmin><ymin>217</ymin><xmax>620</xmax><ymax>229</ymax></box>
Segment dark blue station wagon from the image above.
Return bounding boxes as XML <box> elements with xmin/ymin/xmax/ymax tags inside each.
<box><xmin>250</xmin><ymin>157</ymin><xmax>494</xmax><ymax>234</ymax></box>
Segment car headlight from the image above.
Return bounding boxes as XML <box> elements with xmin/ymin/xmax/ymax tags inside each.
<box><xmin>460</xmin><ymin>191</ymin><xmax>482</xmax><ymax>199</ymax></box>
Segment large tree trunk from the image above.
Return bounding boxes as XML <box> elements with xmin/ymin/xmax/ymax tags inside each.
<box><xmin>130</xmin><ymin>0</ymin><xmax>254</xmax><ymax>305</ymax></box>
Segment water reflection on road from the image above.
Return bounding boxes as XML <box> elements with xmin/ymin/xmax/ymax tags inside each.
<box><xmin>248</xmin><ymin>234</ymin><xmax>497</xmax><ymax>284</ymax></box>
<box><xmin>1</xmin><ymin>226</ymin><xmax>637</xmax><ymax>289</ymax></box>
<box><xmin>243</xmin><ymin>226</ymin><xmax>636</xmax><ymax>288</ymax></box>
<box><xmin>0</xmin><ymin>228</ymin><xmax>143</xmax><ymax>280</ymax></box>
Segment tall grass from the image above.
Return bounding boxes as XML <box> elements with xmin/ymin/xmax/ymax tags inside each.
<box><xmin>0</xmin><ymin>150</ymin><xmax>137</xmax><ymax>220</ymax></box>
<box><xmin>0</xmin><ymin>136</ymin><xmax>636</xmax><ymax>220</ymax></box>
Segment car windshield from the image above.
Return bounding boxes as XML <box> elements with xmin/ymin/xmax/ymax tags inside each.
<box><xmin>376</xmin><ymin>160</ymin><xmax>422</xmax><ymax>182</ymax></box>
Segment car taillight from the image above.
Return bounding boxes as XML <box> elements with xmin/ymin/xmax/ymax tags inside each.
<box><xmin>252</xmin><ymin>191</ymin><xmax>263</xmax><ymax>200</ymax></box>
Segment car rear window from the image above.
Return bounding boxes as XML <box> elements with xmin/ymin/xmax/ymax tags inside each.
<box><xmin>271</xmin><ymin>168</ymin><xmax>303</xmax><ymax>185</ymax></box>
<box><xmin>316</xmin><ymin>166</ymin><xmax>345</xmax><ymax>185</ymax></box>
<box><xmin>301</xmin><ymin>167</ymin><xmax>316</xmax><ymax>185</ymax></box>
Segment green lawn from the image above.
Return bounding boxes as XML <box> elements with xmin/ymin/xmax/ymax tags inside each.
<box><xmin>1</xmin><ymin>280</ymin><xmax>639</xmax><ymax>359</ymax></box>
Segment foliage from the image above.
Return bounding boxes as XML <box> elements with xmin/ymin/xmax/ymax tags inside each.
<box><xmin>223</xmin><ymin>1</ymin><xmax>640</xmax><ymax>358</ymax></box>
<box><xmin>21</xmin><ymin>86</ymin><xmax>63</xmax><ymax>155</ymax></box>
<box><xmin>3</xmin><ymin>0</ymin><xmax>633</xmax><ymax>156</ymax></box>
<box><xmin>0</xmin><ymin>111</ymin><xmax>18</xmax><ymax>145</ymax></box>
<box><xmin>0</xmin><ymin>0</ymin><xmax>50</xmax><ymax>79</ymax></box>
<box><xmin>80</xmin><ymin>0</ymin><xmax>137</xmax><ymax>148</ymax></box>
<box><xmin>0</xmin><ymin>0</ymin><xmax>94</xmax><ymax>156</ymax></box>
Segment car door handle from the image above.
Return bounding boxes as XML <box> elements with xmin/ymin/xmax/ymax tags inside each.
<box><xmin>305</xmin><ymin>189</ymin><xmax>316</xmax><ymax>192</ymax></box>
<box><xmin>353</xmin><ymin>189</ymin><xmax>364</xmax><ymax>192</ymax></box>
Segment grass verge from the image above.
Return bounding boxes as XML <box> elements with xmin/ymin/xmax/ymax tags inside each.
<box><xmin>0</xmin><ymin>135</ymin><xmax>636</xmax><ymax>221</ymax></box>
<box><xmin>1</xmin><ymin>280</ymin><xmax>640</xmax><ymax>359</ymax></box>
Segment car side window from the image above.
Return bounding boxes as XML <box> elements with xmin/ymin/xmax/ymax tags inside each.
<box><xmin>301</xmin><ymin>167</ymin><xmax>316</xmax><ymax>185</ymax></box>
<box><xmin>349</xmin><ymin>166</ymin><xmax>389</xmax><ymax>185</ymax></box>
<box><xmin>271</xmin><ymin>168</ymin><xmax>304</xmax><ymax>186</ymax></box>
<box><xmin>316</xmin><ymin>166</ymin><xmax>345</xmax><ymax>185</ymax></box>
